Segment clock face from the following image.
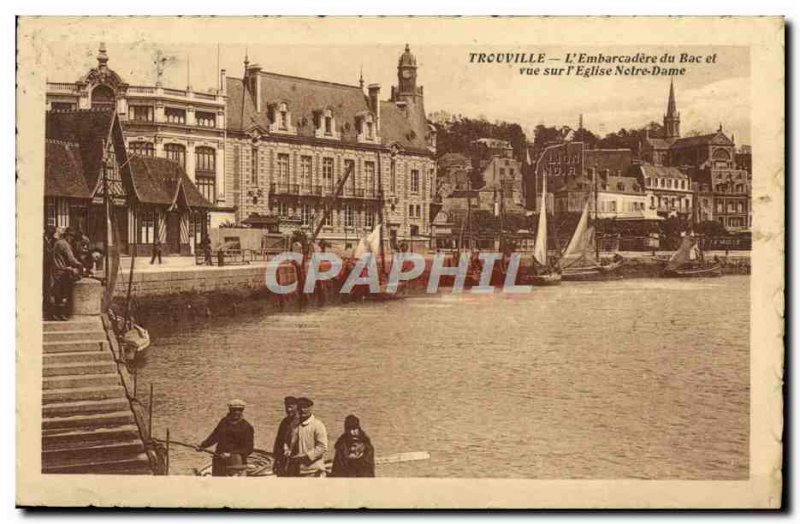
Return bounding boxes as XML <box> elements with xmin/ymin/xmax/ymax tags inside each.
<box><xmin>401</xmin><ymin>69</ymin><xmax>413</xmax><ymax>79</ymax></box>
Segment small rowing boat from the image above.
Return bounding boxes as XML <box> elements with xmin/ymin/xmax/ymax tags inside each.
<box><xmin>194</xmin><ymin>449</ymin><xmax>430</xmax><ymax>477</ymax></box>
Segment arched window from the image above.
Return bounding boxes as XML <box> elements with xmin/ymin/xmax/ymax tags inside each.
<box><xmin>91</xmin><ymin>85</ymin><xmax>115</xmax><ymax>110</ymax></box>
<box><xmin>712</xmin><ymin>148</ymin><xmax>731</xmax><ymax>161</ymax></box>
<box><xmin>164</xmin><ymin>144</ymin><xmax>186</xmax><ymax>168</ymax></box>
<box><xmin>129</xmin><ymin>141</ymin><xmax>154</xmax><ymax>157</ymax></box>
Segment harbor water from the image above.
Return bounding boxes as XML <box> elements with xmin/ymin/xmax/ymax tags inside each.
<box><xmin>136</xmin><ymin>276</ymin><xmax>749</xmax><ymax>479</ymax></box>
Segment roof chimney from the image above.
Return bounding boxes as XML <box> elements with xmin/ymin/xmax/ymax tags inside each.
<box><xmin>368</xmin><ymin>83</ymin><xmax>381</xmax><ymax>130</ymax></box>
<box><xmin>246</xmin><ymin>63</ymin><xmax>263</xmax><ymax>113</ymax></box>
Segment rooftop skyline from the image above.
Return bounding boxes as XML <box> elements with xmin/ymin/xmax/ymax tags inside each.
<box><xmin>44</xmin><ymin>42</ymin><xmax>751</xmax><ymax>145</ymax></box>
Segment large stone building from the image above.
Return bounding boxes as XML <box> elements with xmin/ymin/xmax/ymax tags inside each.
<box><xmin>46</xmin><ymin>43</ymin><xmax>230</xmax><ymax>233</ymax></box>
<box><xmin>639</xmin><ymin>80</ymin><xmax>751</xmax><ymax>231</ymax></box>
<box><xmin>224</xmin><ymin>45</ymin><xmax>436</xmax><ymax>250</ymax></box>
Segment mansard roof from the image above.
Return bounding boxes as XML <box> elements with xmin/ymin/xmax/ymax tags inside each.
<box><xmin>226</xmin><ymin>71</ymin><xmax>432</xmax><ymax>155</ymax></box>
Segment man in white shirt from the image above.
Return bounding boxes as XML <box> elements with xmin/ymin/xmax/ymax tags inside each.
<box><xmin>289</xmin><ymin>397</ymin><xmax>329</xmax><ymax>477</ymax></box>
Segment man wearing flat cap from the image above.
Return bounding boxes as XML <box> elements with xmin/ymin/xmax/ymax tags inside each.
<box><xmin>287</xmin><ymin>397</ymin><xmax>329</xmax><ymax>477</ymax></box>
<box><xmin>197</xmin><ymin>399</ymin><xmax>255</xmax><ymax>476</ymax></box>
<box><xmin>272</xmin><ymin>396</ymin><xmax>299</xmax><ymax>476</ymax></box>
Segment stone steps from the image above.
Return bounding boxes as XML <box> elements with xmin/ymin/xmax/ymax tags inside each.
<box><xmin>44</xmin><ymin>373</ymin><xmax>121</xmax><ymax>390</ymax></box>
<box><xmin>43</xmin><ymin>318</ymin><xmax>103</xmax><ymax>333</ymax></box>
<box><xmin>41</xmin><ymin>313</ymin><xmax>154</xmax><ymax>475</ymax></box>
<box><xmin>43</xmin><ymin>385</ymin><xmax>126</xmax><ymax>404</ymax></box>
<box><xmin>43</xmin><ymin>397</ymin><xmax>131</xmax><ymax>418</ymax></box>
<box><xmin>43</xmin><ymin>360</ymin><xmax>117</xmax><ymax>377</ymax></box>
<box><xmin>43</xmin><ymin>410</ymin><xmax>135</xmax><ymax>431</ymax></box>
<box><xmin>42</xmin><ymin>452</ymin><xmax>153</xmax><ymax>475</ymax></box>
<box><xmin>42</xmin><ymin>424</ymin><xmax>142</xmax><ymax>449</ymax></box>
<box><xmin>43</xmin><ymin>439</ymin><xmax>145</xmax><ymax>466</ymax></box>
<box><xmin>43</xmin><ymin>330</ymin><xmax>107</xmax><ymax>343</ymax></box>
<box><xmin>44</xmin><ymin>350</ymin><xmax>114</xmax><ymax>366</ymax></box>
<box><xmin>43</xmin><ymin>340</ymin><xmax>108</xmax><ymax>354</ymax></box>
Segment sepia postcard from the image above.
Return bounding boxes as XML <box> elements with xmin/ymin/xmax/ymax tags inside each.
<box><xmin>16</xmin><ymin>16</ymin><xmax>784</xmax><ymax>509</ymax></box>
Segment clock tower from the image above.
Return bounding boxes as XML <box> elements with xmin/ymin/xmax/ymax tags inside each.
<box><xmin>392</xmin><ymin>44</ymin><xmax>422</xmax><ymax>104</ymax></box>
<box><xmin>398</xmin><ymin>44</ymin><xmax>417</xmax><ymax>94</ymax></box>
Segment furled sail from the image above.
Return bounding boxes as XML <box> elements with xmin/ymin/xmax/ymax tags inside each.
<box><xmin>561</xmin><ymin>201</ymin><xmax>599</xmax><ymax>269</ymax></box>
<box><xmin>533</xmin><ymin>178</ymin><xmax>548</xmax><ymax>266</ymax></box>
<box><xmin>353</xmin><ymin>223</ymin><xmax>382</xmax><ymax>258</ymax></box>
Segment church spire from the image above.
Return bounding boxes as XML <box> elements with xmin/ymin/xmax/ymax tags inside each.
<box><xmin>666</xmin><ymin>78</ymin><xmax>677</xmax><ymax>118</ymax></box>
<box><xmin>663</xmin><ymin>78</ymin><xmax>681</xmax><ymax>139</ymax></box>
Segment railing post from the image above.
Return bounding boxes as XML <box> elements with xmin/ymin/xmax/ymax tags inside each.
<box><xmin>148</xmin><ymin>383</ymin><xmax>154</xmax><ymax>436</ymax></box>
<box><xmin>165</xmin><ymin>428</ymin><xmax>170</xmax><ymax>475</ymax></box>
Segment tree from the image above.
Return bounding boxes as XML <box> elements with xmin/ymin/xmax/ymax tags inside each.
<box><xmin>572</xmin><ymin>127</ymin><xmax>599</xmax><ymax>149</ymax></box>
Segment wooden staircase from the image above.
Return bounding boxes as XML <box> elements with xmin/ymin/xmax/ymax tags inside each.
<box><xmin>42</xmin><ymin>317</ymin><xmax>153</xmax><ymax>474</ymax></box>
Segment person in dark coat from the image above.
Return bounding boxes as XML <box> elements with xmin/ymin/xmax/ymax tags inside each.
<box><xmin>51</xmin><ymin>228</ymin><xmax>86</xmax><ymax>320</ymax></box>
<box><xmin>196</xmin><ymin>399</ymin><xmax>255</xmax><ymax>476</ymax></box>
<box><xmin>272</xmin><ymin>396</ymin><xmax>299</xmax><ymax>476</ymax></box>
<box><xmin>43</xmin><ymin>226</ymin><xmax>56</xmax><ymax>318</ymax></box>
<box><xmin>330</xmin><ymin>415</ymin><xmax>375</xmax><ymax>478</ymax></box>
<box><xmin>150</xmin><ymin>237</ymin><xmax>163</xmax><ymax>265</ymax></box>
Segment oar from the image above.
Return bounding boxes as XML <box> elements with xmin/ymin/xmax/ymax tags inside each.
<box><xmin>374</xmin><ymin>451</ymin><xmax>430</xmax><ymax>465</ymax></box>
<box><xmin>153</xmin><ymin>438</ymin><xmax>218</xmax><ymax>456</ymax></box>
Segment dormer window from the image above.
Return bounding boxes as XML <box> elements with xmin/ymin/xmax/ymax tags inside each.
<box><xmin>279</xmin><ymin>103</ymin><xmax>289</xmax><ymax>130</ymax></box>
<box><xmin>315</xmin><ymin>108</ymin><xmax>339</xmax><ymax>139</ymax></box>
<box><xmin>356</xmin><ymin>113</ymin><xmax>379</xmax><ymax>143</ymax></box>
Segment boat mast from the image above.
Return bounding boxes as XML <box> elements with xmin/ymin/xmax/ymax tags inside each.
<box><xmin>377</xmin><ymin>152</ymin><xmax>386</xmax><ymax>275</ymax></box>
<box><xmin>309</xmin><ymin>161</ymin><xmax>356</xmax><ymax>246</ymax></box>
<box><xmin>103</xmin><ymin>157</ymin><xmax>110</xmax><ymax>287</ymax></box>
<box><xmin>594</xmin><ymin>166</ymin><xmax>600</xmax><ymax>261</ymax></box>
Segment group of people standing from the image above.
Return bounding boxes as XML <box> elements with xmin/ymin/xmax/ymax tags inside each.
<box><xmin>196</xmin><ymin>396</ymin><xmax>375</xmax><ymax>478</ymax></box>
<box><xmin>43</xmin><ymin>226</ymin><xmax>97</xmax><ymax>320</ymax></box>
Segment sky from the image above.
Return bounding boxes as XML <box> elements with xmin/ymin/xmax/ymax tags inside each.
<box><xmin>44</xmin><ymin>41</ymin><xmax>751</xmax><ymax>145</ymax></box>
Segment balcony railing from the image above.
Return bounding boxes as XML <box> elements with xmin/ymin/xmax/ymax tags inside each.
<box><xmin>48</xmin><ymin>82</ymin><xmax>80</xmax><ymax>93</ymax></box>
<box><xmin>270</xmin><ymin>183</ymin><xmax>301</xmax><ymax>194</ymax></box>
<box><xmin>127</xmin><ymin>85</ymin><xmax>156</xmax><ymax>94</ymax></box>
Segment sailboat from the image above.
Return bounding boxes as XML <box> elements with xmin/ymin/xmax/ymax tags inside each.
<box><xmin>560</xmin><ymin>201</ymin><xmax>624</xmax><ymax>281</ymax></box>
<box><xmin>662</xmin><ymin>233</ymin><xmax>721</xmax><ymax>278</ymax></box>
<box><xmin>528</xmin><ymin>177</ymin><xmax>561</xmax><ymax>286</ymax></box>
<box><xmin>345</xmin><ymin>223</ymin><xmax>405</xmax><ymax>300</ymax></box>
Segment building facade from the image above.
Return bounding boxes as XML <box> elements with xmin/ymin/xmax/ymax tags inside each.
<box><xmin>636</xmin><ymin>164</ymin><xmax>694</xmax><ymax>218</ymax></box>
<box><xmin>46</xmin><ymin>43</ymin><xmax>229</xmax><ymax>231</ymax></box>
<box><xmin>639</xmin><ymin>80</ymin><xmax>751</xmax><ymax>231</ymax></box>
<box><xmin>224</xmin><ymin>45</ymin><xmax>436</xmax><ymax>250</ymax></box>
